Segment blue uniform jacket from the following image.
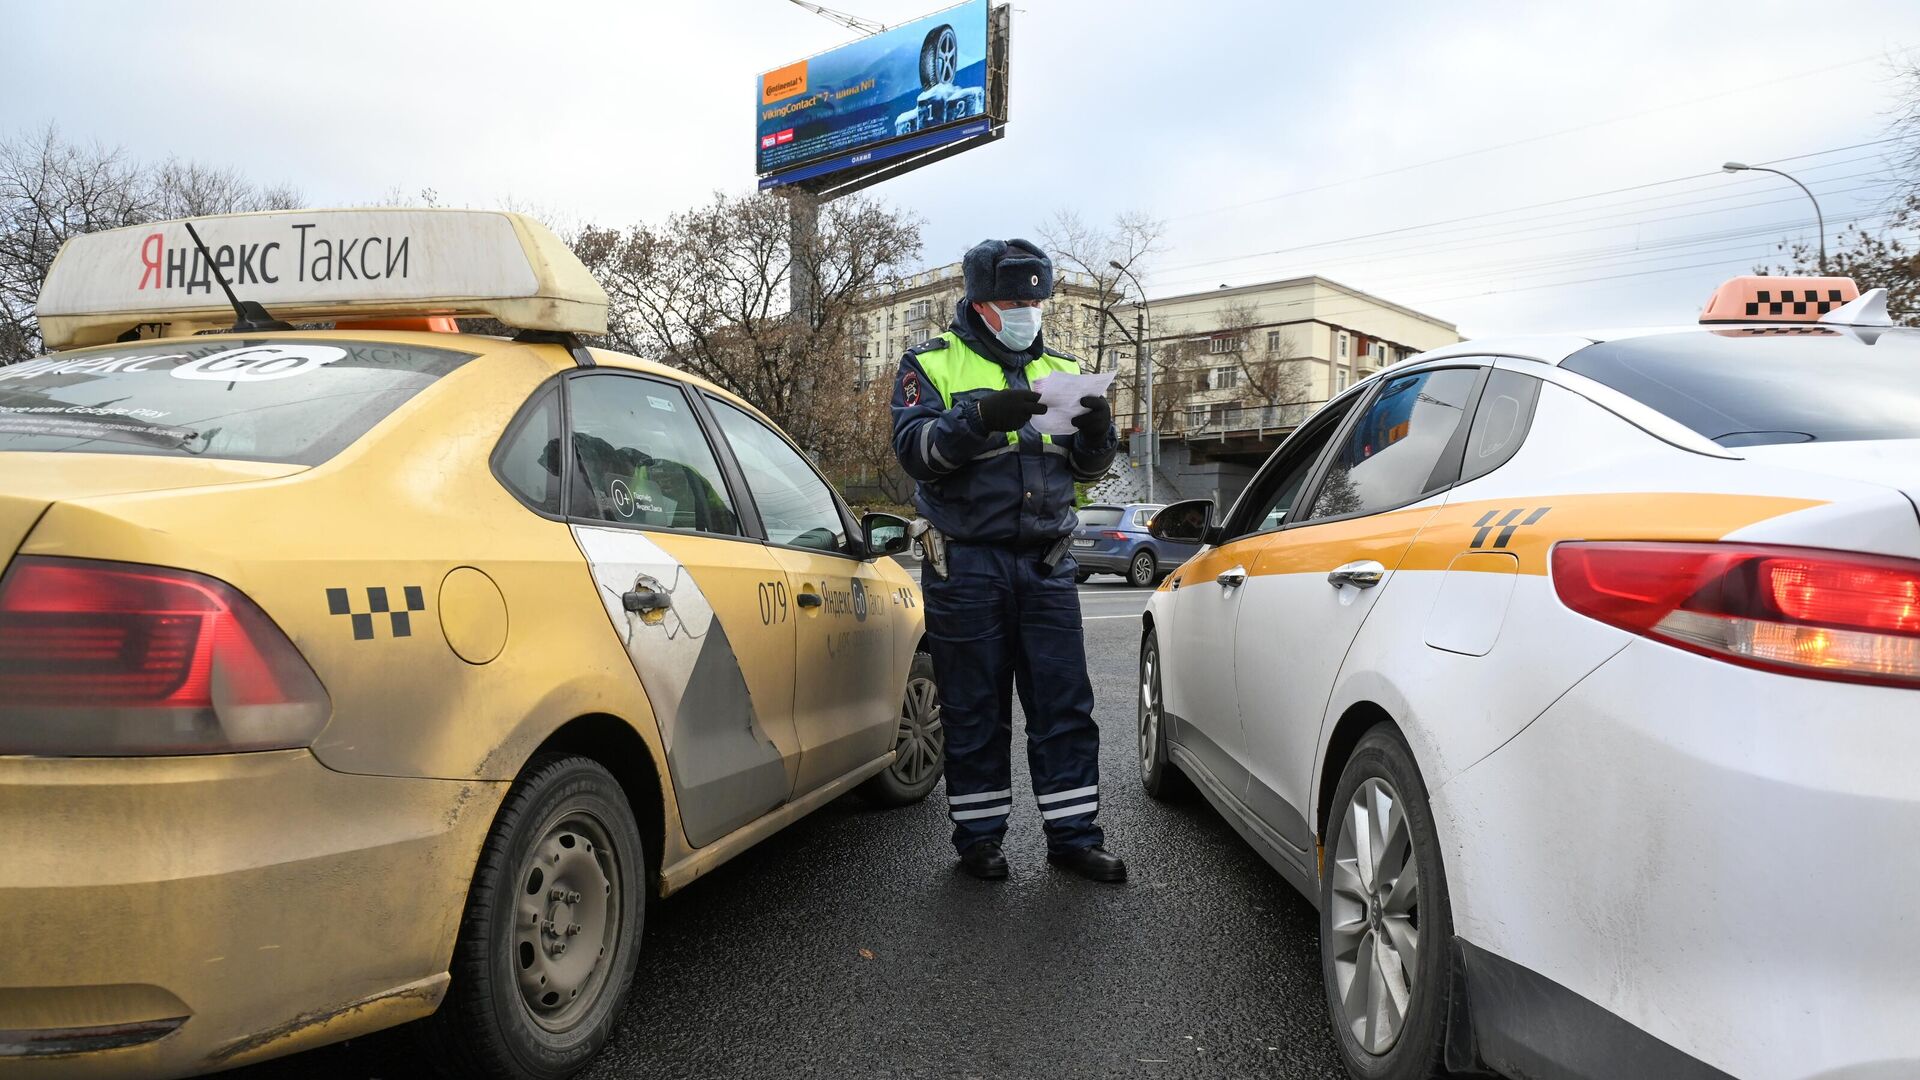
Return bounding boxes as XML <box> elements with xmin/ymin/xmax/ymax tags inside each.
<box><xmin>891</xmin><ymin>302</ymin><xmax>1119</xmax><ymax>547</ymax></box>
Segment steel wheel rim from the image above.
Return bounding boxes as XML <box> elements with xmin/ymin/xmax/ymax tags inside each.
<box><xmin>1138</xmin><ymin>641</ymin><xmax>1160</xmax><ymax>774</ymax></box>
<box><xmin>1132</xmin><ymin>553</ymin><xmax>1153</xmax><ymax>584</ymax></box>
<box><xmin>890</xmin><ymin>673</ymin><xmax>943</xmax><ymax>786</ymax></box>
<box><xmin>513</xmin><ymin>809</ymin><xmax>622</xmax><ymax>1033</ymax></box>
<box><xmin>1330</xmin><ymin>776</ymin><xmax>1421</xmax><ymax>1055</ymax></box>
<box><xmin>934</xmin><ymin>27</ymin><xmax>957</xmax><ymax>82</ymax></box>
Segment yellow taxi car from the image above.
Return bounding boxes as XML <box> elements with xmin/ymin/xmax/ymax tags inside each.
<box><xmin>0</xmin><ymin>209</ymin><xmax>939</xmax><ymax>1079</ymax></box>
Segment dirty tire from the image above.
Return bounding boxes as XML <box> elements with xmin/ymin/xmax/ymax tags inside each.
<box><xmin>1319</xmin><ymin>725</ymin><xmax>1452</xmax><ymax>1080</ymax></box>
<box><xmin>1128</xmin><ymin>549</ymin><xmax>1158</xmax><ymax>588</ymax></box>
<box><xmin>862</xmin><ymin>652</ymin><xmax>943</xmax><ymax>806</ymax></box>
<box><xmin>422</xmin><ymin>754</ymin><xmax>644</xmax><ymax>1080</ymax></box>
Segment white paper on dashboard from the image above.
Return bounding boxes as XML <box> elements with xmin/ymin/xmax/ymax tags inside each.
<box><xmin>1029</xmin><ymin>371</ymin><xmax>1117</xmax><ymax>436</ymax></box>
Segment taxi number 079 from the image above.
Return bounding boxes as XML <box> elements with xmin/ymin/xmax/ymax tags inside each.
<box><xmin>757</xmin><ymin>579</ymin><xmax>790</xmax><ymax>625</ymax></box>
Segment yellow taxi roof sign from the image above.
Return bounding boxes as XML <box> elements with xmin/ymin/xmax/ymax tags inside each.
<box><xmin>1699</xmin><ymin>275</ymin><xmax>1858</xmax><ymax>324</ymax></box>
<box><xmin>35</xmin><ymin>208</ymin><xmax>608</xmax><ymax>349</ymax></box>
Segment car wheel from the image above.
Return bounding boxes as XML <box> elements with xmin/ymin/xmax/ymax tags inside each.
<box><xmin>423</xmin><ymin>754</ymin><xmax>645</xmax><ymax>1080</ymax></box>
<box><xmin>918</xmin><ymin>24</ymin><xmax>958</xmax><ymax>88</ymax></box>
<box><xmin>860</xmin><ymin>652</ymin><xmax>943</xmax><ymax>806</ymax></box>
<box><xmin>1320</xmin><ymin>725</ymin><xmax>1452</xmax><ymax>1080</ymax></box>
<box><xmin>1127</xmin><ymin>550</ymin><xmax>1157</xmax><ymax>588</ymax></box>
<box><xmin>1137</xmin><ymin>629</ymin><xmax>1187</xmax><ymax>799</ymax></box>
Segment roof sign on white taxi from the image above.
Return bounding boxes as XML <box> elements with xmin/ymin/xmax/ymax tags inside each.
<box><xmin>1698</xmin><ymin>274</ymin><xmax>1859</xmax><ymax>325</ymax></box>
<box><xmin>35</xmin><ymin>208</ymin><xmax>609</xmax><ymax>349</ymax></box>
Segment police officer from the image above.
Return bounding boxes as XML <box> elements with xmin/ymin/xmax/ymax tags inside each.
<box><xmin>891</xmin><ymin>238</ymin><xmax>1125</xmax><ymax>883</ymax></box>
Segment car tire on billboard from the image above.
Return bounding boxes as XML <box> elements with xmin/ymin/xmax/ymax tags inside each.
<box><xmin>919</xmin><ymin>24</ymin><xmax>958</xmax><ymax>88</ymax></box>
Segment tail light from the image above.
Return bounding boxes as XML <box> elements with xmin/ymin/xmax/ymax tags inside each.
<box><xmin>1552</xmin><ymin>542</ymin><xmax>1920</xmax><ymax>688</ymax></box>
<box><xmin>1103</xmin><ymin>531</ymin><xmax>1128</xmax><ymax>541</ymax></box>
<box><xmin>0</xmin><ymin>557</ymin><xmax>330</xmax><ymax>755</ymax></box>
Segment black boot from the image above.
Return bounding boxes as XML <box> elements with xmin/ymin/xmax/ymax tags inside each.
<box><xmin>958</xmin><ymin>840</ymin><xmax>1009</xmax><ymax>880</ymax></box>
<box><xmin>1047</xmin><ymin>844</ymin><xmax>1127</xmax><ymax>882</ymax></box>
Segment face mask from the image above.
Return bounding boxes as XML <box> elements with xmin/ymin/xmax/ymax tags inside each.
<box><xmin>989</xmin><ymin>305</ymin><xmax>1043</xmax><ymax>351</ymax></box>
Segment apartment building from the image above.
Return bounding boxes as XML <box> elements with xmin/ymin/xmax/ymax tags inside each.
<box><xmin>851</xmin><ymin>261</ymin><xmax>1110</xmax><ymax>386</ymax></box>
<box><xmin>1109</xmin><ymin>275</ymin><xmax>1460</xmax><ymax>434</ymax></box>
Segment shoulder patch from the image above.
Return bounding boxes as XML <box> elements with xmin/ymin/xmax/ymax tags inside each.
<box><xmin>905</xmin><ymin>337</ymin><xmax>949</xmax><ymax>355</ymax></box>
<box><xmin>901</xmin><ymin>370</ymin><xmax>921</xmax><ymax>406</ymax></box>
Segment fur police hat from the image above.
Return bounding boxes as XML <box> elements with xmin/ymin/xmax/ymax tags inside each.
<box><xmin>963</xmin><ymin>238</ymin><xmax>1054</xmax><ymax>304</ymax></box>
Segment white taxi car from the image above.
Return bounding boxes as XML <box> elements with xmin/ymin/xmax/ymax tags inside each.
<box><xmin>1139</xmin><ymin>277</ymin><xmax>1918</xmax><ymax>1080</ymax></box>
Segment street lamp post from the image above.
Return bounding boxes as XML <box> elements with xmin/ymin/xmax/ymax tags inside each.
<box><xmin>1109</xmin><ymin>260</ymin><xmax>1152</xmax><ymax>502</ymax></box>
<box><xmin>1723</xmin><ymin>161</ymin><xmax>1827</xmax><ymax>274</ymax></box>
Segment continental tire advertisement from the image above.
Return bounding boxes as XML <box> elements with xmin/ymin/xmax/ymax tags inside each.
<box><xmin>755</xmin><ymin>0</ymin><xmax>989</xmax><ymax>179</ymax></box>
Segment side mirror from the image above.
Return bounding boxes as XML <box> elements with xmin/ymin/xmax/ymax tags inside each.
<box><xmin>861</xmin><ymin>513</ymin><xmax>912</xmax><ymax>559</ymax></box>
<box><xmin>1147</xmin><ymin>499</ymin><xmax>1217</xmax><ymax>545</ymax></box>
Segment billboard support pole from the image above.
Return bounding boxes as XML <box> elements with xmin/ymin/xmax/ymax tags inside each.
<box><xmin>786</xmin><ymin>187</ymin><xmax>820</xmax><ymax>325</ymax></box>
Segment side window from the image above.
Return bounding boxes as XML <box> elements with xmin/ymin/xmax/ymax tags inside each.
<box><xmin>493</xmin><ymin>385</ymin><xmax>562</xmax><ymax>516</ymax></box>
<box><xmin>1229</xmin><ymin>398</ymin><xmax>1356</xmax><ymax>538</ymax></box>
<box><xmin>1306</xmin><ymin>367</ymin><xmax>1478</xmax><ymax>521</ymax></box>
<box><xmin>707</xmin><ymin>398</ymin><xmax>849</xmax><ymax>553</ymax></box>
<box><xmin>565</xmin><ymin>374</ymin><xmax>741</xmax><ymax>535</ymax></box>
<box><xmin>1459</xmin><ymin>369</ymin><xmax>1542</xmax><ymax>485</ymax></box>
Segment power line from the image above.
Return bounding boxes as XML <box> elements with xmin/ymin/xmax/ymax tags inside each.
<box><xmin>1149</xmin><ymin>182</ymin><xmax>1889</xmax><ymax>294</ymax></box>
<box><xmin>1154</xmin><ymin>139</ymin><xmax>1901</xmax><ymax>276</ymax></box>
<box><xmin>1165</xmin><ymin>53</ymin><xmax>1904</xmax><ymax>222</ymax></box>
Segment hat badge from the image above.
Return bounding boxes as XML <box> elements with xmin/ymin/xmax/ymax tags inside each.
<box><xmin>1030</xmin><ymin>274</ymin><xmax>1039</xmax><ymax>286</ymax></box>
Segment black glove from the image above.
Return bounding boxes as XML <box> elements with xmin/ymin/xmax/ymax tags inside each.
<box><xmin>1072</xmin><ymin>394</ymin><xmax>1113</xmax><ymax>436</ymax></box>
<box><xmin>975</xmin><ymin>388</ymin><xmax>1046</xmax><ymax>433</ymax></box>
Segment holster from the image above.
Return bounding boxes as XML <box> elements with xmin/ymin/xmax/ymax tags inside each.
<box><xmin>909</xmin><ymin>518</ymin><xmax>949</xmax><ymax>580</ymax></box>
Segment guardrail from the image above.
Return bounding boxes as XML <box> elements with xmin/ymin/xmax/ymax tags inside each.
<box><xmin>1113</xmin><ymin>399</ymin><xmax>1325</xmax><ymax>438</ymax></box>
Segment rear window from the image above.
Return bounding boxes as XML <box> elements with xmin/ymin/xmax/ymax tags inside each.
<box><xmin>1078</xmin><ymin>507</ymin><xmax>1124</xmax><ymax>527</ymax></box>
<box><xmin>1562</xmin><ymin>329</ymin><xmax>1920</xmax><ymax>447</ymax></box>
<box><xmin>0</xmin><ymin>338</ymin><xmax>475</xmax><ymax>465</ymax></box>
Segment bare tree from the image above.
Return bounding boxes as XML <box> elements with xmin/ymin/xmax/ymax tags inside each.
<box><xmin>574</xmin><ymin>189</ymin><xmax>921</xmax><ymax>459</ymax></box>
<box><xmin>0</xmin><ymin>125</ymin><xmax>303</xmax><ymax>361</ymax></box>
<box><xmin>1215</xmin><ymin>299</ymin><xmax>1311</xmax><ymax>411</ymax></box>
<box><xmin>1764</xmin><ymin>193</ymin><xmax>1920</xmax><ymax>325</ymax></box>
<box><xmin>1037</xmin><ymin>208</ymin><xmax>1163</xmax><ymax>373</ymax></box>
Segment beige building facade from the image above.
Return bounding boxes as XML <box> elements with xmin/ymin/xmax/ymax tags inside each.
<box><xmin>852</xmin><ymin>261</ymin><xmax>1109</xmax><ymax>387</ymax></box>
<box><xmin>1109</xmin><ymin>275</ymin><xmax>1460</xmax><ymax>435</ymax></box>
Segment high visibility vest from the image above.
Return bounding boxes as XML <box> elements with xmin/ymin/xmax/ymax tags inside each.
<box><xmin>913</xmin><ymin>330</ymin><xmax>1079</xmax><ymax>445</ymax></box>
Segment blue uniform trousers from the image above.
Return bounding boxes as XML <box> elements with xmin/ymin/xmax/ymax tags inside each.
<box><xmin>923</xmin><ymin>543</ymin><xmax>1103</xmax><ymax>853</ymax></box>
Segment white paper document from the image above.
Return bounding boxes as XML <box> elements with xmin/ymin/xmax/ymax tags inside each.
<box><xmin>1029</xmin><ymin>371</ymin><xmax>1117</xmax><ymax>436</ymax></box>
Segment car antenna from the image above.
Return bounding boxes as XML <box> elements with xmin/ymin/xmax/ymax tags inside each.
<box><xmin>182</xmin><ymin>221</ymin><xmax>294</xmax><ymax>334</ymax></box>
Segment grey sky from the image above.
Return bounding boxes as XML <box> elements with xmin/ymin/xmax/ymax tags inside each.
<box><xmin>7</xmin><ymin>0</ymin><xmax>1918</xmax><ymax>336</ymax></box>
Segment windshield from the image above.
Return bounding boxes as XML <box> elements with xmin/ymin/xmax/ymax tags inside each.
<box><xmin>0</xmin><ymin>338</ymin><xmax>475</xmax><ymax>465</ymax></box>
<box><xmin>1078</xmin><ymin>507</ymin><xmax>1125</xmax><ymax>527</ymax></box>
<box><xmin>1561</xmin><ymin>329</ymin><xmax>1920</xmax><ymax>447</ymax></box>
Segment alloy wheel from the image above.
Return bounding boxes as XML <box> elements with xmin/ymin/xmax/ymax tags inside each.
<box><xmin>1130</xmin><ymin>552</ymin><xmax>1155</xmax><ymax>587</ymax></box>
<box><xmin>890</xmin><ymin>671</ymin><xmax>943</xmax><ymax>787</ymax></box>
<box><xmin>1138</xmin><ymin>640</ymin><xmax>1160</xmax><ymax>775</ymax></box>
<box><xmin>932</xmin><ymin>27</ymin><xmax>957</xmax><ymax>83</ymax></box>
<box><xmin>1329</xmin><ymin>776</ymin><xmax>1421</xmax><ymax>1055</ymax></box>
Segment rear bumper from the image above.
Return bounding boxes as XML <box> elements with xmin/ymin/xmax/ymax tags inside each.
<box><xmin>1440</xmin><ymin>638</ymin><xmax>1920</xmax><ymax>1080</ymax></box>
<box><xmin>0</xmin><ymin>750</ymin><xmax>503</xmax><ymax>1078</ymax></box>
<box><xmin>1069</xmin><ymin>543</ymin><xmax>1138</xmax><ymax>573</ymax></box>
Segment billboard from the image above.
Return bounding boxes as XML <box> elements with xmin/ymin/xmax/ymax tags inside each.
<box><xmin>756</xmin><ymin>0</ymin><xmax>992</xmax><ymax>184</ymax></box>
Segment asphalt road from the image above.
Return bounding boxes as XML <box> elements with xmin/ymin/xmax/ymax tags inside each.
<box><xmin>233</xmin><ymin>577</ymin><xmax>1344</xmax><ymax>1080</ymax></box>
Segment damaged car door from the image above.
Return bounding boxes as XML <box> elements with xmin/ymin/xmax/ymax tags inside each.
<box><xmin>563</xmin><ymin>371</ymin><xmax>800</xmax><ymax>846</ymax></box>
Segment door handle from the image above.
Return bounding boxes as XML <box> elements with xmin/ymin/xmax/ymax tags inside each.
<box><xmin>622</xmin><ymin>588</ymin><xmax>671</xmax><ymax>613</ymax></box>
<box><xmin>1327</xmin><ymin>560</ymin><xmax>1386</xmax><ymax>589</ymax></box>
<box><xmin>796</xmin><ymin>592</ymin><xmax>823</xmax><ymax>609</ymax></box>
<box><xmin>1216</xmin><ymin>566</ymin><xmax>1247</xmax><ymax>589</ymax></box>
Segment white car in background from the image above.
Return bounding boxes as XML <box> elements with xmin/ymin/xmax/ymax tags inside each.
<box><xmin>1138</xmin><ymin>276</ymin><xmax>1920</xmax><ymax>1080</ymax></box>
